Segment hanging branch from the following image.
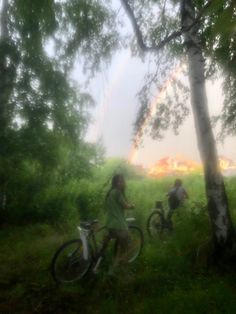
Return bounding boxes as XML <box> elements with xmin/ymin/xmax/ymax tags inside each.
<box><xmin>120</xmin><ymin>0</ymin><xmax>214</xmax><ymax>52</ymax></box>
<box><xmin>160</xmin><ymin>0</ymin><xmax>167</xmax><ymax>27</ymax></box>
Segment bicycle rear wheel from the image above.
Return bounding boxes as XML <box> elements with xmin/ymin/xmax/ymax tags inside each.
<box><xmin>113</xmin><ymin>226</ymin><xmax>143</xmax><ymax>263</ymax></box>
<box><xmin>147</xmin><ymin>211</ymin><xmax>163</xmax><ymax>238</ymax></box>
<box><xmin>51</xmin><ymin>239</ymin><xmax>91</xmax><ymax>284</ymax></box>
<box><xmin>127</xmin><ymin>226</ymin><xmax>144</xmax><ymax>262</ymax></box>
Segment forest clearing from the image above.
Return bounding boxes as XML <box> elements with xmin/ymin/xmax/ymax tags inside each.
<box><xmin>1</xmin><ymin>172</ymin><xmax>236</xmax><ymax>314</ymax></box>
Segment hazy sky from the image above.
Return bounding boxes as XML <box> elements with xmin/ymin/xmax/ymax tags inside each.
<box><xmin>75</xmin><ymin>49</ymin><xmax>235</xmax><ymax>168</ymax></box>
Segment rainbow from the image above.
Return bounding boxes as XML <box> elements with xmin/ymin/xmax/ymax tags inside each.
<box><xmin>129</xmin><ymin>62</ymin><xmax>186</xmax><ymax>164</ymax></box>
<box><xmin>95</xmin><ymin>52</ymin><xmax>131</xmax><ymax>139</ymax></box>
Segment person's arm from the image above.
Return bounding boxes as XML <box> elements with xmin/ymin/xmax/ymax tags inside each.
<box><xmin>167</xmin><ymin>187</ymin><xmax>173</xmax><ymax>197</ymax></box>
<box><xmin>117</xmin><ymin>190</ymin><xmax>135</xmax><ymax>209</ymax></box>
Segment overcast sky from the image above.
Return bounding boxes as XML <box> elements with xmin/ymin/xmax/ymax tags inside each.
<box><xmin>70</xmin><ymin>1</ymin><xmax>236</xmax><ymax>168</ymax></box>
<box><xmin>75</xmin><ymin>48</ymin><xmax>235</xmax><ymax>168</ymax></box>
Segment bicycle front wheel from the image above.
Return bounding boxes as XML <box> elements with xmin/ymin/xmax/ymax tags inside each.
<box><xmin>147</xmin><ymin>211</ymin><xmax>163</xmax><ymax>238</ymax></box>
<box><xmin>126</xmin><ymin>226</ymin><xmax>144</xmax><ymax>263</ymax></box>
<box><xmin>51</xmin><ymin>239</ymin><xmax>91</xmax><ymax>284</ymax></box>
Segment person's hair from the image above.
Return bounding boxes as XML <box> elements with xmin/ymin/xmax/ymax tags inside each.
<box><xmin>174</xmin><ymin>178</ymin><xmax>182</xmax><ymax>187</ymax></box>
<box><xmin>105</xmin><ymin>174</ymin><xmax>126</xmax><ymax>200</ymax></box>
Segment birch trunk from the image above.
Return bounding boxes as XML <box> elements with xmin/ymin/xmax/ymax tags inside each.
<box><xmin>0</xmin><ymin>0</ymin><xmax>11</xmax><ymax>135</ymax></box>
<box><xmin>182</xmin><ymin>0</ymin><xmax>235</xmax><ymax>256</ymax></box>
<box><xmin>0</xmin><ymin>0</ymin><xmax>11</xmax><ymax>211</ymax></box>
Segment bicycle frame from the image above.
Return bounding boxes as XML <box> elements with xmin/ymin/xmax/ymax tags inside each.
<box><xmin>77</xmin><ymin>217</ymin><xmax>136</xmax><ymax>260</ymax></box>
<box><xmin>51</xmin><ymin>217</ymin><xmax>143</xmax><ymax>283</ymax></box>
<box><xmin>126</xmin><ymin>217</ymin><xmax>135</xmax><ymax>223</ymax></box>
<box><xmin>77</xmin><ymin>226</ymin><xmax>90</xmax><ymax>260</ymax></box>
<box><xmin>77</xmin><ymin>217</ymin><xmax>137</xmax><ymax>263</ymax></box>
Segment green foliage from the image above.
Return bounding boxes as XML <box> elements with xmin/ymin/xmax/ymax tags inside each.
<box><xmin>0</xmin><ymin>0</ymin><xmax>116</xmax><ymax>224</ymax></box>
<box><xmin>128</xmin><ymin>174</ymin><xmax>206</xmax><ymax>226</ymax></box>
<box><xmin>199</xmin><ymin>0</ymin><xmax>236</xmax><ymax>137</ymax></box>
<box><xmin>75</xmin><ymin>158</ymin><xmax>146</xmax><ymax>221</ymax></box>
<box><xmin>226</xmin><ymin>176</ymin><xmax>236</xmax><ymax>221</ymax></box>
<box><xmin>0</xmin><ymin>175</ymin><xmax>236</xmax><ymax>313</ymax></box>
<box><xmin>94</xmin><ymin>157</ymin><xmax>146</xmax><ymax>181</ymax></box>
<box><xmin>117</xmin><ymin>0</ymin><xmax>236</xmax><ymax>140</ymax></box>
<box><xmin>76</xmin><ymin>178</ymin><xmax>106</xmax><ymax>221</ymax></box>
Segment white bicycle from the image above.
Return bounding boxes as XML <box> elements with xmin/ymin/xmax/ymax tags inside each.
<box><xmin>50</xmin><ymin>218</ymin><xmax>144</xmax><ymax>284</ymax></box>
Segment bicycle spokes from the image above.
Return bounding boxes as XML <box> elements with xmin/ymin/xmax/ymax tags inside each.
<box><xmin>52</xmin><ymin>240</ymin><xmax>91</xmax><ymax>283</ymax></box>
<box><xmin>151</xmin><ymin>218</ymin><xmax>162</xmax><ymax>234</ymax></box>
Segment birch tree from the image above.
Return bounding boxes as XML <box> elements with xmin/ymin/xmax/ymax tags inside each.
<box><xmin>120</xmin><ymin>0</ymin><xmax>235</xmax><ymax>260</ymax></box>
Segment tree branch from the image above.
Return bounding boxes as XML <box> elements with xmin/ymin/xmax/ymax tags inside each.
<box><xmin>120</xmin><ymin>0</ymin><xmax>214</xmax><ymax>52</ymax></box>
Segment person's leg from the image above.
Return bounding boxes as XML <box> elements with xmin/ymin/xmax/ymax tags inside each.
<box><xmin>98</xmin><ymin>230</ymin><xmax>111</xmax><ymax>257</ymax></box>
<box><xmin>108</xmin><ymin>229</ymin><xmax>129</xmax><ymax>272</ymax></box>
<box><xmin>115</xmin><ymin>229</ymin><xmax>130</xmax><ymax>265</ymax></box>
<box><xmin>167</xmin><ymin>208</ymin><xmax>174</xmax><ymax>230</ymax></box>
<box><xmin>92</xmin><ymin>230</ymin><xmax>111</xmax><ymax>274</ymax></box>
<box><xmin>115</xmin><ymin>229</ymin><xmax>133</xmax><ymax>281</ymax></box>
<box><xmin>167</xmin><ymin>208</ymin><xmax>174</xmax><ymax>221</ymax></box>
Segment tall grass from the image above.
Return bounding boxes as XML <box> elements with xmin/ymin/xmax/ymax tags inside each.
<box><xmin>1</xmin><ymin>175</ymin><xmax>236</xmax><ymax>313</ymax></box>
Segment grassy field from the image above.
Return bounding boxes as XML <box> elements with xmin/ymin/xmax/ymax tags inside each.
<box><xmin>1</xmin><ymin>175</ymin><xmax>236</xmax><ymax>314</ymax></box>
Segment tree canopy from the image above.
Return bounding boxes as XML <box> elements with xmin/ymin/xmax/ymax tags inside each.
<box><xmin>0</xmin><ymin>0</ymin><xmax>118</xmax><ymax>222</ymax></box>
<box><xmin>116</xmin><ymin>0</ymin><xmax>236</xmax><ymax>141</ymax></box>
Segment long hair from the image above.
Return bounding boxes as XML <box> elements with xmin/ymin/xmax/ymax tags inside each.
<box><xmin>105</xmin><ymin>174</ymin><xmax>126</xmax><ymax>201</ymax></box>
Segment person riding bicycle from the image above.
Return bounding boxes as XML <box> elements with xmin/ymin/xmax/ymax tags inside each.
<box><xmin>104</xmin><ymin>174</ymin><xmax>134</xmax><ymax>272</ymax></box>
<box><xmin>167</xmin><ymin>178</ymin><xmax>189</xmax><ymax>223</ymax></box>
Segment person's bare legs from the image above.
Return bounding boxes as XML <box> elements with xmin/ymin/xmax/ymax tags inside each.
<box><xmin>108</xmin><ymin>229</ymin><xmax>129</xmax><ymax>275</ymax></box>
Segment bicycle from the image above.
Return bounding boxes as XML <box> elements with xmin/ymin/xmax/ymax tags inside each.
<box><xmin>147</xmin><ymin>201</ymin><xmax>173</xmax><ymax>238</ymax></box>
<box><xmin>51</xmin><ymin>217</ymin><xmax>144</xmax><ymax>284</ymax></box>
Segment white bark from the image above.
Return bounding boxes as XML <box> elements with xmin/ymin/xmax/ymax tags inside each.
<box><xmin>0</xmin><ymin>0</ymin><xmax>8</xmax><ymax>39</ymax></box>
<box><xmin>182</xmin><ymin>0</ymin><xmax>233</xmax><ymax>246</ymax></box>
